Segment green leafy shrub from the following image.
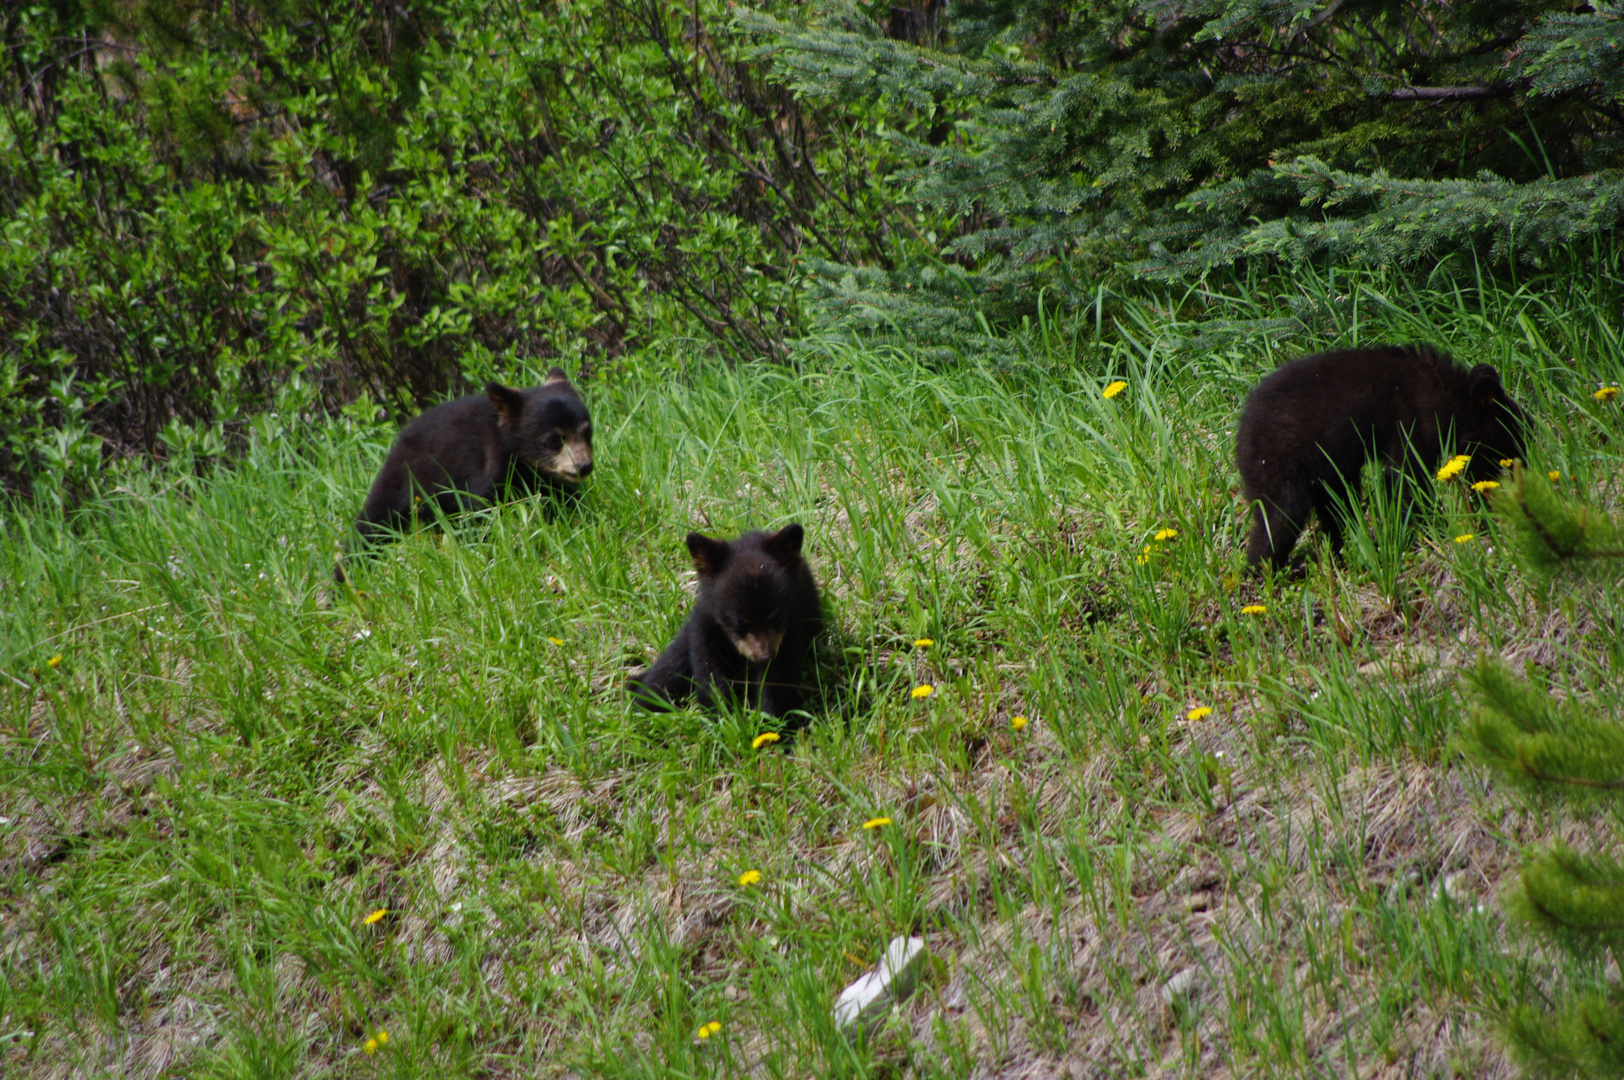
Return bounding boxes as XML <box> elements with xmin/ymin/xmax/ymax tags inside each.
<box><xmin>0</xmin><ymin>0</ymin><xmax>894</xmax><ymax>494</ymax></box>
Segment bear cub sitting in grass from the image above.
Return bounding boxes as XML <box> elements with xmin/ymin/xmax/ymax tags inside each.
<box><xmin>338</xmin><ymin>368</ymin><xmax>592</xmax><ymax>580</ymax></box>
<box><xmin>628</xmin><ymin>524</ymin><xmax>822</xmax><ymax>719</ymax></box>
<box><xmin>1237</xmin><ymin>344</ymin><xmax>1526</xmax><ymax>572</ymax></box>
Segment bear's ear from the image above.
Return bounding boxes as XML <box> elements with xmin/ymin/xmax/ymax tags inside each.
<box><xmin>544</xmin><ymin>367</ymin><xmax>570</xmax><ymax>386</ymax></box>
<box><xmin>487</xmin><ymin>382</ymin><xmax>526</xmax><ymax>425</ymax></box>
<box><xmin>1468</xmin><ymin>364</ymin><xmax>1504</xmax><ymax>409</ymax></box>
<box><xmin>762</xmin><ymin>522</ymin><xmax>805</xmax><ymax>562</ymax></box>
<box><xmin>686</xmin><ymin>532</ymin><xmax>730</xmax><ymax>575</ymax></box>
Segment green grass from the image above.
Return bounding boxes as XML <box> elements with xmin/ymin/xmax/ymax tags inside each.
<box><xmin>4</xmin><ymin>258</ymin><xmax>1624</xmax><ymax>1078</ymax></box>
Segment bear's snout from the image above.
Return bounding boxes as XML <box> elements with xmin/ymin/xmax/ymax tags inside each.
<box><xmin>537</xmin><ymin>440</ymin><xmax>594</xmax><ymax>482</ymax></box>
<box><xmin>563</xmin><ymin>439</ymin><xmax>593</xmax><ymax>480</ymax></box>
<box><xmin>731</xmin><ymin>631</ymin><xmax>782</xmax><ymax>664</ymax></box>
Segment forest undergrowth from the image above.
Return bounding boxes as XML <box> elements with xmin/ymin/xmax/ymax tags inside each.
<box><xmin>3</xmin><ymin>261</ymin><xmax>1624</xmax><ymax>1078</ymax></box>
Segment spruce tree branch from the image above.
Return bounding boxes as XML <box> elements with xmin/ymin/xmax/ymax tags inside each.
<box><xmin>1354</xmin><ymin>20</ymin><xmax>1406</xmax><ymax>71</ymax></box>
<box><xmin>1525</xmin><ymin>500</ymin><xmax>1580</xmax><ymax>558</ymax></box>
<box><xmin>1462</xmin><ymin>32</ymin><xmax>1522</xmax><ymax>59</ymax></box>
<box><xmin>1389</xmin><ymin>82</ymin><xmax>1522</xmax><ymax>101</ymax></box>
<box><xmin>1209</xmin><ymin>39</ymin><xmax>1355</xmax><ymax>79</ymax></box>
<box><xmin>1519</xmin><ymin>493</ymin><xmax>1624</xmax><ymax>563</ymax></box>
<box><xmin>1514</xmin><ymin>762</ymin><xmax>1624</xmax><ymax>791</ymax></box>
<box><xmin>1587</xmin><ymin>93</ymin><xmax>1624</xmax><ymax>128</ymax></box>
<box><xmin>1301</xmin><ymin>0</ymin><xmax>1348</xmax><ymax>34</ymax></box>
<box><xmin>1526</xmin><ymin>893</ymin><xmax>1624</xmax><ymax>929</ymax></box>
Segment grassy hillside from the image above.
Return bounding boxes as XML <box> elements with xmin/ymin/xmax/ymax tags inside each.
<box><xmin>3</xmin><ymin>262</ymin><xmax>1623</xmax><ymax>1078</ymax></box>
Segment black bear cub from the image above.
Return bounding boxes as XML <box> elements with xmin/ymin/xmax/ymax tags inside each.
<box><xmin>1237</xmin><ymin>344</ymin><xmax>1525</xmax><ymax>571</ymax></box>
<box><xmin>338</xmin><ymin>368</ymin><xmax>592</xmax><ymax>579</ymax></box>
<box><xmin>628</xmin><ymin>524</ymin><xmax>822</xmax><ymax>718</ymax></box>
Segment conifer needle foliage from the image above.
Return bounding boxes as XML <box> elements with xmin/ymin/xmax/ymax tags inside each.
<box><xmin>1497</xmin><ymin>466</ymin><xmax>1624</xmax><ymax>577</ymax></box>
<box><xmin>1461</xmin><ymin>469</ymin><xmax>1624</xmax><ymax>1079</ymax></box>
<box><xmin>747</xmin><ymin>0</ymin><xmax>1624</xmax><ymax>357</ymax></box>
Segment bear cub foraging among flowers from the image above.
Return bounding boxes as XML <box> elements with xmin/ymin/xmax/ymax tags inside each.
<box><xmin>338</xmin><ymin>368</ymin><xmax>593</xmax><ymax>580</ymax></box>
<box><xmin>1237</xmin><ymin>344</ymin><xmax>1525</xmax><ymax>571</ymax></box>
<box><xmin>628</xmin><ymin>524</ymin><xmax>822</xmax><ymax>718</ymax></box>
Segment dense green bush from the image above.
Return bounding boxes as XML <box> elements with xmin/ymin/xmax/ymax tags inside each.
<box><xmin>0</xmin><ymin>0</ymin><xmax>899</xmax><ymax>497</ymax></box>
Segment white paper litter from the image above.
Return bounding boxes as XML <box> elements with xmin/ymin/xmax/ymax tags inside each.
<box><xmin>832</xmin><ymin>935</ymin><xmax>928</xmax><ymax>1035</ymax></box>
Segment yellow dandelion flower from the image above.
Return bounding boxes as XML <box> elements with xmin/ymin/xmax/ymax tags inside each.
<box><xmin>1186</xmin><ymin>706</ymin><xmax>1213</xmax><ymax>722</ymax></box>
<box><xmin>1011</xmin><ymin>715</ymin><xmax>1029</xmax><ymax>730</ymax></box>
<box><xmin>1154</xmin><ymin>528</ymin><xmax>1178</xmax><ymax>541</ymax></box>
<box><xmin>911</xmin><ymin>684</ymin><xmax>934</xmax><ymax>699</ymax></box>
<box><xmin>1454</xmin><ymin>534</ymin><xmax>1475</xmax><ymax>544</ymax></box>
<box><xmin>1435</xmin><ymin>454</ymin><xmax>1471</xmax><ymax>482</ymax></box>
<box><xmin>46</xmin><ymin>654</ymin><xmax>62</xmax><ymax>668</ymax></box>
<box><xmin>1498</xmin><ymin>458</ymin><xmax>1514</xmax><ymax>468</ymax></box>
<box><xmin>547</xmin><ymin>636</ymin><xmax>563</xmax><ymax>646</ymax></box>
<box><xmin>697</xmin><ymin>1020</ymin><xmax>722</xmax><ymax>1039</ymax></box>
<box><xmin>1549</xmin><ymin>471</ymin><xmax>1562</xmax><ymax>481</ymax></box>
<box><xmin>737</xmin><ymin>869</ymin><xmax>762</xmax><ymax>887</ymax></box>
<box><xmin>1240</xmin><ymin>604</ymin><xmax>1267</xmax><ymax>616</ymax></box>
<box><xmin>863</xmin><ymin>817</ymin><xmax>892</xmax><ymax>830</ymax></box>
<box><xmin>1596</xmin><ymin>386</ymin><xmax>1620</xmax><ymax>401</ymax></box>
<box><xmin>375</xmin><ymin>1031</ymin><xmax>388</xmax><ymax>1046</ymax></box>
<box><xmin>1135</xmin><ymin>552</ymin><xmax>1151</xmax><ymax>565</ymax></box>
<box><xmin>751</xmin><ymin>732</ymin><xmax>780</xmax><ymax>750</ymax></box>
<box><xmin>1102</xmin><ymin>380</ymin><xmax>1128</xmax><ymax>399</ymax></box>
<box><xmin>363</xmin><ymin>908</ymin><xmax>387</xmax><ymax>926</ymax></box>
<box><xmin>363</xmin><ymin>1037</ymin><xmax>379</xmax><ymax>1055</ymax></box>
<box><xmin>1471</xmin><ymin>480</ymin><xmax>1500</xmax><ymax>492</ymax></box>
<box><xmin>914</xmin><ymin>637</ymin><xmax>934</xmax><ymax>648</ymax></box>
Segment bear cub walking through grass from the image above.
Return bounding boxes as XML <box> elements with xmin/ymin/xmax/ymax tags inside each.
<box><xmin>338</xmin><ymin>369</ymin><xmax>593</xmax><ymax>580</ymax></box>
<box><xmin>1237</xmin><ymin>344</ymin><xmax>1525</xmax><ymax>571</ymax></box>
<box><xmin>628</xmin><ymin>524</ymin><xmax>822</xmax><ymax>718</ymax></box>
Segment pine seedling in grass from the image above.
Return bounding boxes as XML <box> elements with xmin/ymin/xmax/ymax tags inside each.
<box><xmin>1495</xmin><ymin>466</ymin><xmax>1624</xmax><ymax>577</ymax></box>
<box><xmin>1459</xmin><ymin>467</ymin><xmax>1624</xmax><ymax>1079</ymax></box>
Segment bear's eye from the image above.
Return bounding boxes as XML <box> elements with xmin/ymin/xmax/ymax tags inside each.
<box><xmin>540</xmin><ymin>432</ymin><xmax>562</xmax><ymax>449</ymax></box>
<box><xmin>582</xmin><ymin>424</ymin><xmax>593</xmax><ymax>440</ymax></box>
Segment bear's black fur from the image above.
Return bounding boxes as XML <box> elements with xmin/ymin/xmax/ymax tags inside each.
<box><xmin>628</xmin><ymin>524</ymin><xmax>822</xmax><ymax>718</ymax></box>
<box><xmin>338</xmin><ymin>368</ymin><xmax>593</xmax><ymax>580</ymax></box>
<box><xmin>1236</xmin><ymin>344</ymin><xmax>1526</xmax><ymax>571</ymax></box>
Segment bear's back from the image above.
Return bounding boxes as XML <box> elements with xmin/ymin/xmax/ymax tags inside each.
<box><xmin>1236</xmin><ymin>345</ymin><xmax>1473</xmax><ymax>492</ymax></box>
<box><xmin>395</xmin><ymin>393</ymin><xmax>498</xmax><ymax>450</ymax></box>
<box><xmin>1245</xmin><ymin>345</ymin><xmax>1459</xmax><ymax>426</ymax></box>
